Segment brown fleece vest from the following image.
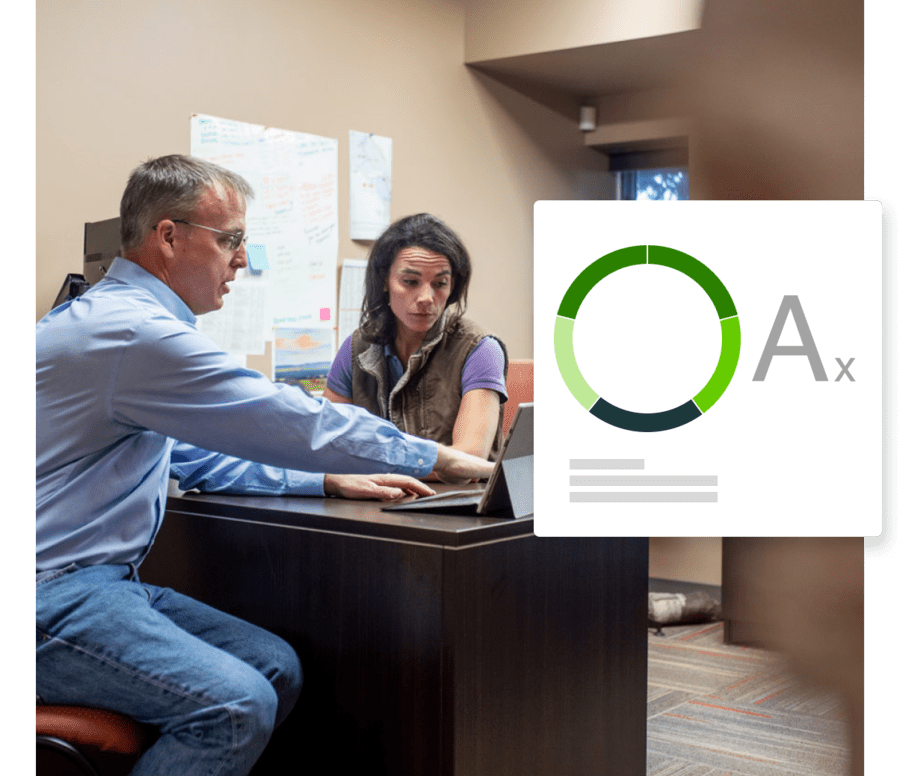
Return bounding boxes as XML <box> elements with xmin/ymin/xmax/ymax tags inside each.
<box><xmin>349</xmin><ymin>316</ymin><xmax>508</xmax><ymax>459</ymax></box>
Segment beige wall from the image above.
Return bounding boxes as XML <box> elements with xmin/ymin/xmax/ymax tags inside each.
<box><xmin>36</xmin><ymin>0</ymin><xmax>614</xmax><ymax>358</ymax></box>
<box><xmin>648</xmin><ymin>537</ymin><xmax>721</xmax><ymax>586</ymax></box>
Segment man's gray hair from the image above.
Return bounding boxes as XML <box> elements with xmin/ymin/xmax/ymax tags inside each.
<box><xmin>119</xmin><ymin>154</ymin><xmax>254</xmax><ymax>255</ymax></box>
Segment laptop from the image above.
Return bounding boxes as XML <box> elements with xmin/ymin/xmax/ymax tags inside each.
<box><xmin>383</xmin><ymin>402</ymin><xmax>534</xmax><ymax>518</ymax></box>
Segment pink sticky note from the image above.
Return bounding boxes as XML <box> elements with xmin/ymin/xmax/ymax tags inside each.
<box><xmin>320</xmin><ymin>308</ymin><xmax>331</xmax><ymax>321</ymax></box>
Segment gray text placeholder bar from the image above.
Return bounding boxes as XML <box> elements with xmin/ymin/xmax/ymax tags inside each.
<box><xmin>570</xmin><ymin>475</ymin><xmax>717</xmax><ymax>487</ymax></box>
<box><xmin>569</xmin><ymin>492</ymin><xmax>718</xmax><ymax>503</ymax></box>
<box><xmin>569</xmin><ymin>459</ymin><xmax>645</xmax><ymax>470</ymax></box>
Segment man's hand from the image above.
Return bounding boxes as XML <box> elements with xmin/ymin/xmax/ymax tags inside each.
<box><xmin>432</xmin><ymin>445</ymin><xmax>495</xmax><ymax>485</ymax></box>
<box><xmin>323</xmin><ymin>474</ymin><xmax>436</xmax><ymax>501</ymax></box>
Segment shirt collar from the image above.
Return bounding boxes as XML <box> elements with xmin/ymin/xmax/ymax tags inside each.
<box><xmin>105</xmin><ymin>256</ymin><xmax>197</xmax><ymax>325</ymax></box>
<box><xmin>382</xmin><ymin>311</ymin><xmax>450</xmax><ymax>362</ymax></box>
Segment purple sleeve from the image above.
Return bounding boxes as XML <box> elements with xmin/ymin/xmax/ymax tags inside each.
<box><xmin>326</xmin><ymin>335</ymin><xmax>354</xmax><ymax>398</ymax></box>
<box><xmin>461</xmin><ymin>337</ymin><xmax>508</xmax><ymax>402</ymax></box>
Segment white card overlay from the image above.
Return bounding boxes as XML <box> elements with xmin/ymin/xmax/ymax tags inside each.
<box><xmin>534</xmin><ymin>201</ymin><xmax>882</xmax><ymax>537</ymax></box>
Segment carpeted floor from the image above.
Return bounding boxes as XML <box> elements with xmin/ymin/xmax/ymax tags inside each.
<box><xmin>646</xmin><ymin>620</ymin><xmax>851</xmax><ymax>776</ymax></box>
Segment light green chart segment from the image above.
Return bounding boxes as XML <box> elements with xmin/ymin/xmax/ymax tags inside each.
<box><xmin>554</xmin><ymin>245</ymin><xmax>741</xmax><ymax>417</ymax></box>
<box><xmin>554</xmin><ymin>317</ymin><xmax>598</xmax><ymax>409</ymax></box>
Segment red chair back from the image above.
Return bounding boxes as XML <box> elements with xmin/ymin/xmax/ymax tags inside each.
<box><xmin>503</xmin><ymin>359</ymin><xmax>534</xmax><ymax>437</ymax></box>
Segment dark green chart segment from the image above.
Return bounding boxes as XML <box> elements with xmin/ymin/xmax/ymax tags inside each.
<box><xmin>554</xmin><ymin>245</ymin><xmax>741</xmax><ymax>433</ymax></box>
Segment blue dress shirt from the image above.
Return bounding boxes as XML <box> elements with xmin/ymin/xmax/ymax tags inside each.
<box><xmin>36</xmin><ymin>257</ymin><xmax>437</xmax><ymax>574</ymax></box>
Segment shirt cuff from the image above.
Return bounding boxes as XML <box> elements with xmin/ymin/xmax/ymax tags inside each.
<box><xmin>283</xmin><ymin>470</ymin><xmax>327</xmax><ymax>496</ymax></box>
<box><xmin>407</xmin><ymin>440</ymin><xmax>439</xmax><ymax>478</ymax></box>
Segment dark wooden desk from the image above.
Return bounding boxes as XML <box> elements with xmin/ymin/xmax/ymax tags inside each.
<box><xmin>140</xmin><ymin>488</ymin><xmax>647</xmax><ymax>776</ymax></box>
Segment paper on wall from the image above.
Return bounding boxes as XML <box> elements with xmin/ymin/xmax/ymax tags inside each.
<box><xmin>349</xmin><ymin>130</ymin><xmax>392</xmax><ymax>240</ymax></box>
<box><xmin>338</xmin><ymin>259</ymin><xmax>368</xmax><ymax>348</ymax></box>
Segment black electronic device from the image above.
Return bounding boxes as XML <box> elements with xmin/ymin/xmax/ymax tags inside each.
<box><xmin>382</xmin><ymin>402</ymin><xmax>534</xmax><ymax>518</ymax></box>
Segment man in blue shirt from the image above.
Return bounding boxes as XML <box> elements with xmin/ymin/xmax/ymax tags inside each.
<box><xmin>36</xmin><ymin>155</ymin><xmax>494</xmax><ymax>776</ymax></box>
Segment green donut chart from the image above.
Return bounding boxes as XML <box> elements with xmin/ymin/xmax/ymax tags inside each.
<box><xmin>554</xmin><ymin>245</ymin><xmax>741</xmax><ymax>432</ymax></box>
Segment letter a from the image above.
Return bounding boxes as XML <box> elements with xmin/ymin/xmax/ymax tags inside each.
<box><xmin>753</xmin><ymin>295</ymin><xmax>828</xmax><ymax>381</ymax></box>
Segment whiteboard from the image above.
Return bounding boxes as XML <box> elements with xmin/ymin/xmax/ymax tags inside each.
<box><xmin>190</xmin><ymin>113</ymin><xmax>339</xmax><ymax>358</ymax></box>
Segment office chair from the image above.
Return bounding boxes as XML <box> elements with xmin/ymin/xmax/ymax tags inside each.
<box><xmin>36</xmin><ymin>704</ymin><xmax>155</xmax><ymax>776</ymax></box>
<box><xmin>503</xmin><ymin>359</ymin><xmax>534</xmax><ymax>437</ymax></box>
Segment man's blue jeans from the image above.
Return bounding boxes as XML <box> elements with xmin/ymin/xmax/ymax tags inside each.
<box><xmin>36</xmin><ymin>563</ymin><xmax>302</xmax><ymax>776</ymax></box>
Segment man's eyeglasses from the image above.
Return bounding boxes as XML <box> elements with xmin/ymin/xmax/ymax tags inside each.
<box><xmin>171</xmin><ymin>219</ymin><xmax>248</xmax><ymax>251</ymax></box>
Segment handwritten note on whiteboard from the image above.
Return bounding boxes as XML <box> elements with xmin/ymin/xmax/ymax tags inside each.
<box><xmin>190</xmin><ymin>114</ymin><xmax>338</xmax><ymax>355</ymax></box>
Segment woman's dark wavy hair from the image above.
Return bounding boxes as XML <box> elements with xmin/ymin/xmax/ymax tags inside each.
<box><xmin>358</xmin><ymin>213</ymin><xmax>472</xmax><ymax>345</ymax></box>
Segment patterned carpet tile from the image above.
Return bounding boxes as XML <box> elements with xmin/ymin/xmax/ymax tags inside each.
<box><xmin>646</xmin><ymin>621</ymin><xmax>851</xmax><ymax>776</ymax></box>
<box><xmin>649</xmin><ymin>686</ymin><xmax>698</xmax><ymax>717</ymax></box>
<box><xmin>653</xmin><ymin>622</ymin><xmax>728</xmax><ymax>644</ymax></box>
<box><xmin>710</xmin><ymin>668</ymin><xmax>847</xmax><ymax>721</ymax></box>
<box><xmin>647</xmin><ymin>750</ymin><xmax>748</xmax><ymax>776</ymax></box>
<box><xmin>648</xmin><ymin>639</ymin><xmax>771</xmax><ymax>696</ymax></box>
<box><xmin>647</xmin><ymin>695</ymin><xmax>850</xmax><ymax>776</ymax></box>
<box><xmin>650</xmin><ymin>624</ymin><xmax>765</xmax><ymax>658</ymax></box>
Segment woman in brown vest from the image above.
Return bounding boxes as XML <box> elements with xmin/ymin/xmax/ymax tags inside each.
<box><xmin>323</xmin><ymin>213</ymin><xmax>508</xmax><ymax>464</ymax></box>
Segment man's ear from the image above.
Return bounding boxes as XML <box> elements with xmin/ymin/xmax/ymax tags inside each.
<box><xmin>154</xmin><ymin>219</ymin><xmax>179</xmax><ymax>260</ymax></box>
